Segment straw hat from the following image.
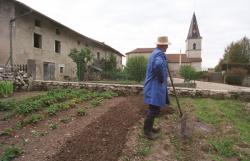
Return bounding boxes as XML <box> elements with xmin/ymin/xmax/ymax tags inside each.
<box><xmin>156</xmin><ymin>36</ymin><xmax>171</xmax><ymax>45</ymax></box>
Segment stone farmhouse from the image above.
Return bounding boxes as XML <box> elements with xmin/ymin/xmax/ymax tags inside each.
<box><xmin>0</xmin><ymin>0</ymin><xmax>124</xmax><ymax>81</ymax></box>
<box><xmin>126</xmin><ymin>13</ymin><xmax>202</xmax><ymax>76</ymax></box>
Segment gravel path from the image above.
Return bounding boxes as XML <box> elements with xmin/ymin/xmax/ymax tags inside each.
<box><xmin>173</xmin><ymin>78</ymin><xmax>250</xmax><ymax>92</ymax></box>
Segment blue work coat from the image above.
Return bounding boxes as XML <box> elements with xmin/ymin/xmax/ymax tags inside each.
<box><xmin>144</xmin><ymin>47</ymin><xmax>169</xmax><ymax>107</ymax></box>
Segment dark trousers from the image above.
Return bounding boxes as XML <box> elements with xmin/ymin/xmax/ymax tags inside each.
<box><xmin>147</xmin><ymin>104</ymin><xmax>161</xmax><ymax>117</ymax></box>
<box><xmin>144</xmin><ymin>105</ymin><xmax>160</xmax><ymax>133</ymax></box>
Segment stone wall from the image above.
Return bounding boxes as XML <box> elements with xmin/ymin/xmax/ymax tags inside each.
<box><xmin>30</xmin><ymin>80</ymin><xmax>250</xmax><ymax>102</ymax></box>
<box><xmin>0</xmin><ymin>67</ymin><xmax>13</xmax><ymax>81</ymax></box>
<box><xmin>0</xmin><ymin>66</ymin><xmax>31</xmax><ymax>90</ymax></box>
<box><xmin>242</xmin><ymin>76</ymin><xmax>250</xmax><ymax>87</ymax></box>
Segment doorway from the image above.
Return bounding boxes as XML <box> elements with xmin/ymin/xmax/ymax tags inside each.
<box><xmin>27</xmin><ymin>59</ymin><xmax>36</xmax><ymax>80</ymax></box>
<box><xmin>43</xmin><ymin>62</ymin><xmax>55</xmax><ymax>80</ymax></box>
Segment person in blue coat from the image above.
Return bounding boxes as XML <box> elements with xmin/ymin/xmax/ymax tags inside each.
<box><xmin>143</xmin><ymin>36</ymin><xmax>170</xmax><ymax>140</ymax></box>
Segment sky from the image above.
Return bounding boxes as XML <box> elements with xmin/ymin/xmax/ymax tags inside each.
<box><xmin>18</xmin><ymin>0</ymin><xmax>250</xmax><ymax>69</ymax></box>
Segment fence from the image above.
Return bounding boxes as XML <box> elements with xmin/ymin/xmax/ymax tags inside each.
<box><xmin>0</xmin><ymin>64</ymin><xmax>28</xmax><ymax>73</ymax></box>
<box><xmin>13</xmin><ymin>64</ymin><xmax>28</xmax><ymax>72</ymax></box>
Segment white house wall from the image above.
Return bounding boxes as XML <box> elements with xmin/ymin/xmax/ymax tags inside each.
<box><xmin>186</xmin><ymin>38</ymin><xmax>202</xmax><ymax>58</ymax></box>
<box><xmin>0</xmin><ymin>1</ymin><xmax>122</xmax><ymax>80</ymax></box>
<box><xmin>0</xmin><ymin>0</ymin><xmax>15</xmax><ymax>65</ymax></box>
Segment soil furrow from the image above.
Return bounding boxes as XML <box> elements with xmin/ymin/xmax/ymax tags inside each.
<box><xmin>49</xmin><ymin>96</ymin><xmax>144</xmax><ymax>161</ymax></box>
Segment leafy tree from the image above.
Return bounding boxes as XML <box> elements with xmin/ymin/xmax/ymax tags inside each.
<box><xmin>104</xmin><ymin>54</ymin><xmax>117</xmax><ymax>72</ymax></box>
<box><xmin>126</xmin><ymin>56</ymin><xmax>147</xmax><ymax>82</ymax></box>
<box><xmin>193</xmin><ymin>71</ymin><xmax>206</xmax><ymax>82</ymax></box>
<box><xmin>215</xmin><ymin>59</ymin><xmax>223</xmax><ymax>72</ymax></box>
<box><xmin>240</xmin><ymin>37</ymin><xmax>250</xmax><ymax>62</ymax></box>
<box><xmin>227</xmin><ymin>43</ymin><xmax>248</xmax><ymax>64</ymax></box>
<box><xmin>100</xmin><ymin>54</ymin><xmax>120</xmax><ymax>80</ymax></box>
<box><xmin>179</xmin><ymin>65</ymin><xmax>204</xmax><ymax>83</ymax></box>
<box><xmin>224</xmin><ymin>67</ymin><xmax>247</xmax><ymax>85</ymax></box>
<box><xmin>215</xmin><ymin>37</ymin><xmax>250</xmax><ymax>71</ymax></box>
<box><xmin>179</xmin><ymin>65</ymin><xmax>196</xmax><ymax>82</ymax></box>
<box><xmin>69</xmin><ymin>48</ymin><xmax>93</xmax><ymax>81</ymax></box>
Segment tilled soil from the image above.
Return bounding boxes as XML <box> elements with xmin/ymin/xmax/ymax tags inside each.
<box><xmin>48</xmin><ymin>96</ymin><xmax>146</xmax><ymax>161</ymax></box>
<box><xmin>11</xmin><ymin>98</ymin><xmax>123</xmax><ymax>161</ymax></box>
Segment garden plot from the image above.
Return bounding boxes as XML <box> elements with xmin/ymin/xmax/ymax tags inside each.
<box><xmin>119</xmin><ymin>97</ymin><xmax>250</xmax><ymax>161</ymax></box>
<box><xmin>0</xmin><ymin>91</ymin><xmax>249</xmax><ymax>161</ymax></box>
<box><xmin>0</xmin><ymin>89</ymin><xmax>119</xmax><ymax>161</ymax></box>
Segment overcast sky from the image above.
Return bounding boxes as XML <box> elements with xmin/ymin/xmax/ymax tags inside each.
<box><xmin>18</xmin><ymin>0</ymin><xmax>250</xmax><ymax>69</ymax></box>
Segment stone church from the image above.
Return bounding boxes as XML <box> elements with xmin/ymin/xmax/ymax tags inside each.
<box><xmin>126</xmin><ymin>13</ymin><xmax>202</xmax><ymax>76</ymax></box>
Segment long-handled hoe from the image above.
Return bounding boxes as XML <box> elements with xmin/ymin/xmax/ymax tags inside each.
<box><xmin>167</xmin><ymin>64</ymin><xmax>189</xmax><ymax>139</ymax></box>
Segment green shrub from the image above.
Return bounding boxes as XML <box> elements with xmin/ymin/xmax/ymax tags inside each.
<box><xmin>76</xmin><ymin>108</ymin><xmax>86</xmax><ymax>116</ymax></box>
<box><xmin>90</xmin><ymin>97</ymin><xmax>103</xmax><ymax>107</ymax></box>
<box><xmin>100</xmin><ymin>91</ymin><xmax>118</xmax><ymax>99</ymax></box>
<box><xmin>23</xmin><ymin>114</ymin><xmax>44</xmax><ymax>124</ymax></box>
<box><xmin>225</xmin><ymin>75</ymin><xmax>243</xmax><ymax>85</ymax></box>
<box><xmin>126</xmin><ymin>56</ymin><xmax>147</xmax><ymax>82</ymax></box>
<box><xmin>15</xmin><ymin>89</ymin><xmax>87</xmax><ymax>115</ymax></box>
<box><xmin>47</xmin><ymin>104</ymin><xmax>60</xmax><ymax>116</ymax></box>
<box><xmin>60</xmin><ymin>117</ymin><xmax>71</xmax><ymax>124</ymax></box>
<box><xmin>104</xmin><ymin>54</ymin><xmax>117</xmax><ymax>72</ymax></box>
<box><xmin>0</xmin><ymin>145</ymin><xmax>22</xmax><ymax>161</ymax></box>
<box><xmin>15</xmin><ymin>101</ymin><xmax>41</xmax><ymax>115</ymax></box>
<box><xmin>179</xmin><ymin>65</ymin><xmax>196</xmax><ymax>82</ymax></box>
<box><xmin>0</xmin><ymin>81</ymin><xmax>13</xmax><ymax>98</ymax></box>
<box><xmin>49</xmin><ymin>123</ymin><xmax>58</xmax><ymax>130</ymax></box>
<box><xmin>179</xmin><ymin>65</ymin><xmax>206</xmax><ymax>83</ymax></box>
<box><xmin>101</xmin><ymin>69</ymin><xmax>128</xmax><ymax>81</ymax></box>
<box><xmin>59</xmin><ymin>102</ymin><xmax>71</xmax><ymax>110</ymax></box>
<box><xmin>69</xmin><ymin>48</ymin><xmax>93</xmax><ymax>81</ymax></box>
<box><xmin>2</xmin><ymin>112</ymin><xmax>15</xmax><ymax>120</ymax></box>
<box><xmin>112</xmin><ymin>70</ymin><xmax>128</xmax><ymax>80</ymax></box>
<box><xmin>0</xmin><ymin>100</ymin><xmax>16</xmax><ymax>111</ymax></box>
<box><xmin>0</xmin><ymin>128</ymin><xmax>14</xmax><ymax>136</ymax></box>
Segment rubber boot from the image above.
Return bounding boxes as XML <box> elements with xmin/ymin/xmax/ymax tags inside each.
<box><xmin>152</xmin><ymin>127</ymin><xmax>161</xmax><ymax>133</ymax></box>
<box><xmin>143</xmin><ymin>116</ymin><xmax>159</xmax><ymax>140</ymax></box>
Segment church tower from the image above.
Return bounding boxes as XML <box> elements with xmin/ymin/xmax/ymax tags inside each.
<box><xmin>186</xmin><ymin>13</ymin><xmax>202</xmax><ymax>59</ymax></box>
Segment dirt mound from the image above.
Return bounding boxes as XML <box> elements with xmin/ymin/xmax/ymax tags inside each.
<box><xmin>49</xmin><ymin>96</ymin><xmax>146</xmax><ymax>161</ymax></box>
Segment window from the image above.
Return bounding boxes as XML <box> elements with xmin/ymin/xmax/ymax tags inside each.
<box><xmin>77</xmin><ymin>40</ymin><xmax>81</xmax><ymax>45</ymax></box>
<box><xmin>55</xmin><ymin>40</ymin><xmax>61</xmax><ymax>53</ymax></box>
<box><xmin>33</xmin><ymin>33</ymin><xmax>42</xmax><ymax>48</ymax></box>
<box><xmin>193</xmin><ymin>43</ymin><xmax>196</xmax><ymax>50</ymax></box>
<box><xmin>35</xmin><ymin>20</ymin><xmax>41</xmax><ymax>27</ymax></box>
<box><xmin>60</xmin><ymin>66</ymin><xmax>64</xmax><ymax>73</ymax></box>
<box><xmin>56</xmin><ymin>29</ymin><xmax>60</xmax><ymax>35</ymax></box>
<box><xmin>59</xmin><ymin>64</ymin><xmax>65</xmax><ymax>74</ymax></box>
<box><xmin>97</xmin><ymin>52</ymin><xmax>100</xmax><ymax>60</ymax></box>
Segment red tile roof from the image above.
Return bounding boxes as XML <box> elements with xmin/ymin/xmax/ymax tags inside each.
<box><xmin>126</xmin><ymin>48</ymin><xmax>202</xmax><ymax>63</ymax></box>
<box><xmin>167</xmin><ymin>54</ymin><xmax>202</xmax><ymax>63</ymax></box>
<box><xmin>126</xmin><ymin>48</ymin><xmax>155</xmax><ymax>54</ymax></box>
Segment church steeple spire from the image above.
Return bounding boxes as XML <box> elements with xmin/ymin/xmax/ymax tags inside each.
<box><xmin>187</xmin><ymin>13</ymin><xmax>202</xmax><ymax>39</ymax></box>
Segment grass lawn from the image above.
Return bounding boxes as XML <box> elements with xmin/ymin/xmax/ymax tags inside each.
<box><xmin>176</xmin><ymin>97</ymin><xmax>250</xmax><ymax>161</ymax></box>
